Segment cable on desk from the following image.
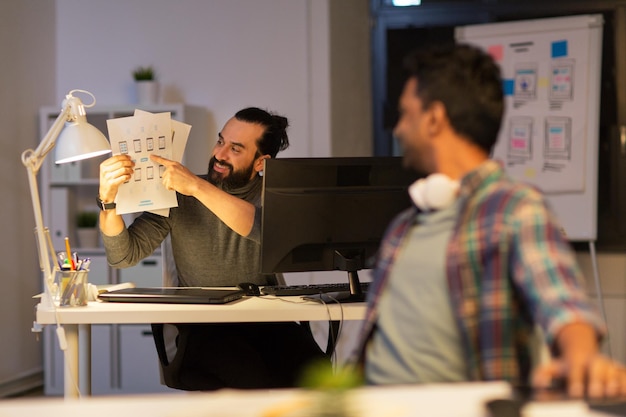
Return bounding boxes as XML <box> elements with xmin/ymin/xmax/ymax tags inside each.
<box><xmin>313</xmin><ymin>292</ymin><xmax>344</xmax><ymax>369</ymax></box>
<box><xmin>297</xmin><ymin>292</ymin><xmax>344</xmax><ymax>368</ymax></box>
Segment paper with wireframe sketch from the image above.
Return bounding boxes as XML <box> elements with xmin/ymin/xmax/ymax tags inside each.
<box><xmin>134</xmin><ymin>109</ymin><xmax>191</xmax><ymax>217</ymax></box>
<box><xmin>107</xmin><ymin>111</ymin><xmax>178</xmax><ymax>215</ymax></box>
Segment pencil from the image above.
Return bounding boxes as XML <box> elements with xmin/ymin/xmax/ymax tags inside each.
<box><xmin>65</xmin><ymin>237</ymin><xmax>74</xmax><ymax>271</ymax></box>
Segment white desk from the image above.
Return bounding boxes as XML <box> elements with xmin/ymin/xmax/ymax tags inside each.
<box><xmin>0</xmin><ymin>382</ymin><xmax>606</xmax><ymax>417</ymax></box>
<box><xmin>0</xmin><ymin>382</ymin><xmax>511</xmax><ymax>417</ymax></box>
<box><xmin>35</xmin><ymin>296</ymin><xmax>366</xmax><ymax>398</ymax></box>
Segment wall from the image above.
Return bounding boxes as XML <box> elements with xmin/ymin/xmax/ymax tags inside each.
<box><xmin>56</xmin><ymin>0</ymin><xmax>312</xmax><ymax>166</ymax></box>
<box><xmin>54</xmin><ymin>0</ymin><xmax>355</xmax><ymax>170</ymax></box>
<box><xmin>0</xmin><ymin>0</ymin><xmax>56</xmax><ymax>394</ymax></box>
<box><xmin>329</xmin><ymin>0</ymin><xmax>372</xmax><ymax>157</ymax></box>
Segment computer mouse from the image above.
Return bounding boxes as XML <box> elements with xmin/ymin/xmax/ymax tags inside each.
<box><xmin>237</xmin><ymin>282</ymin><xmax>261</xmax><ymax>296</ymax></box>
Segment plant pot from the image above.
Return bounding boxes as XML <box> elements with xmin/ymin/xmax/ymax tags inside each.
<box><xmin>136</xmin><ymin>80</ymin><xmax>159</xmax><ymax>105</ymax></box>
<box><xmin>76</xmin><ymin>228</ymin><xmax>100</xmax><ymax>248</ymax></box>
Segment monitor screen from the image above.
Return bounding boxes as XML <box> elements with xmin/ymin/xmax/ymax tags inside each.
<box><xmin>260</xmin><ymin>157</ymin><xmax>422</xmax><ymax>302</ymax></box>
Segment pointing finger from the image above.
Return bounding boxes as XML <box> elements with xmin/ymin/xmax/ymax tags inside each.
<box><xmin>150</xmin><ymin>154</ymin><xmax>172</xmax><ymax>164</ymax></box>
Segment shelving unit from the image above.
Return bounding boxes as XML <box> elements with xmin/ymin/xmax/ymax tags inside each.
<box><xmin>39</xmin><ymin>104</ymin><xmax>186</xmax><ymax>395</ymax></box>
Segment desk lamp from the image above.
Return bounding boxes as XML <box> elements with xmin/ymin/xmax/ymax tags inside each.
<box><xmin>21</xmin><ymin>90</ymin><xmax>112</xmax><ymax>309</ymax></box>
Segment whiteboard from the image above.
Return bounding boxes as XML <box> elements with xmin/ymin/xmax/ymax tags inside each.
<box><xmin>456</xmin><ymin>14</ymin><xmax>603</xmax><ymax>241</ymax></box>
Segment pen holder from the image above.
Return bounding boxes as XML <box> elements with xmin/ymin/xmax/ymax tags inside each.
<box><xmin>55</xmin><ymin>269</ymin><xmax>89</xmax><ymax>307</ymax></box>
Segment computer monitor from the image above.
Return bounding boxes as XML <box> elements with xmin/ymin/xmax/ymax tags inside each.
<box><xmin>259</xmin><ymin>156</ymin><xmax>422</xmax><ymax>302</ymax></box>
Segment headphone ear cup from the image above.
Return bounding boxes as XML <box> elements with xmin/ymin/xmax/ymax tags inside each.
<box><xmin>424</xmin><ymin>174</ymin><xmax>460</xmax><ymax>210</ymax></box>
<box><xmin>409</xmin><ymin>174</ymin><xmax>460</xmax><ymax>211</ymax></box>
<box><xmin>409</xmin><ymin>178</ymin><xmax>429</xmax><ymax>211</ymax></box>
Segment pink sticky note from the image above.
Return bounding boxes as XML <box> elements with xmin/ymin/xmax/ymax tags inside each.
<box><xmin>488</xmin><ymin>45</ymin><xmax>504</xmax><ymax>62</ymax></box>
<box><xmin>511</xmin><ymin>139</ymin><xmax>527</xmax><ymax>149</ymax></box>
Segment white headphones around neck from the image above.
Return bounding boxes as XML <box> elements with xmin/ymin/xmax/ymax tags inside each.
<box><xmin>408</xmin><ymin>173</ymin><xmax>460</xmax><ymax>211</ymax></box>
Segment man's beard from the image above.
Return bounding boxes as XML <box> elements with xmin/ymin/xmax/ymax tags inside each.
<box><xmin>207</xmin><ymin>156</ymin><xmax>255</xmax><ymax>190</ymax></box>
<box><xmin>398</xmin><ymin>137</ymin><xmax>434</xmax><ymax>176</ymax></box>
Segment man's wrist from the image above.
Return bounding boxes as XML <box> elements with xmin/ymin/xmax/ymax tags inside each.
<box><xmin>96</xmin><ymin>196</ymin><xmax>116</xmax><ymax>211</ymax></box>
<box><xmin>557</xmin><ymin>322</ymin><xmax>598</xmax><ymax>358</ymax></box>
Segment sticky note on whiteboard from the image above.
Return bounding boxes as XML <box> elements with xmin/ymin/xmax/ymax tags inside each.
<box><xmin>551</xmin><ymin>40</ymin><xmax>568</xmax><ymax>58</ymax></box>
<box><xmin>487</xmin><ymin>44</ymin><xmax>504</xmax><ymax>61</ymax></box>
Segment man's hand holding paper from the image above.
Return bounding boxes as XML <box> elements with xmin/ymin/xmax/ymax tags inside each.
<box><xmin>105</xmin><ymin>110</ymin><xmax>191</xmax><ymax>215</ymax></box>
<box><xmin>99</xmin><ymin>155</ymin><xmax>135</xmax><ymax>204</ymax></box>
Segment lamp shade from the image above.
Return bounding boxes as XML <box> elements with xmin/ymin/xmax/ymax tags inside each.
<box><xmin>55</xmin><ymin>114</ymin><xmax>111</xmax><ymax>164</ymax></box>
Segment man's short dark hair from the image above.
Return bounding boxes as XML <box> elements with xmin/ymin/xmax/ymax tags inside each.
<box><xmin>234</xmin><ymin>107</ymin><xmax>290</xmax><ymax>158</ymax></box>
<box><xmin>403</xmin><ymin>43</ymin><xmax>504</xmax><ymax>153</ymax></box>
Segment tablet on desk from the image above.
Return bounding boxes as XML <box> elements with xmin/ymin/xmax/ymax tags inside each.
<box><xmin>98</xmin><ymin>287</ymin><xmax>245</xmax><ymax>304</ymax></box>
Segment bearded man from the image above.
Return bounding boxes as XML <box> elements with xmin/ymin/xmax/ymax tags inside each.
<box><xmin>98</xmin><ymin>107</ymin><xmax>327</xmax><ymax>391</ymax></box>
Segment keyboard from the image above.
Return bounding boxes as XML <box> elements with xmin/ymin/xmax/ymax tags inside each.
<box><xmin>261</xmin><ymin>282</ymin><xmax>370</xmax><ymax>296</ymax></box>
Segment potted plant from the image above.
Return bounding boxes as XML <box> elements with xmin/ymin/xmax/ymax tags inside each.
<box><xmin>132</xmin><ymin>65</ymin><xmax>158</xmax><ymax>104</ymax></box>
<box><xmin>297</xmin><ymin>360</ymin><xmax>363</xmax><ymax>417</ymax></box>
<box><xmin>76</xmin><ymin>211</ymin><xmax>99</xmax><ymax>248</ymax></box>
<box><xmin>132</xmin><ymin>66</ymin><xmax>155</xmax><ymax>81</ymax></box>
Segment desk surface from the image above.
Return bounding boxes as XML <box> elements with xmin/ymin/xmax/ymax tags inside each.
<box><xmin>36</xmin><ymin>295</ymin><xmax>366</xmax><ymax>325</ymax></box>
<box><xmin>0</xmin><ymin>382</ymin><xmax>609</xmax><ymax>417</ymax></box>
<box><xmin>0</xmin><ymin>382</ymin><xmax>528</xmax><ymax>417</ymax></box>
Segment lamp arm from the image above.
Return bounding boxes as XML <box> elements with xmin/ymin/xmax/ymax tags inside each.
<box><xmin>21</xmin><ymin>105</ymin><xmax>72</xmax><ymax>308</ymax></box>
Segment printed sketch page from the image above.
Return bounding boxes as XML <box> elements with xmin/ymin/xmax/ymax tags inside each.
<box><xmin>133</xmin><ymin>109</ymin><xmax>192</xmax><ymax>217</ymax></box>
<box><xmin>107</xmin><ymin>111</ymin><xmax>178</xmax><ymax>215</ymax></box>
<box><xmin>134</xmin><ymin>109</ymin><xmax>190</xmax><ymax>162</ymax></box>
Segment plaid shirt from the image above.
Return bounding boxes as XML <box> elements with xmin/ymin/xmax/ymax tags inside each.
<box><xmin>354</xmin><ymin>160</ymin><xmax>605</xmax><ymax>384</ymax></box>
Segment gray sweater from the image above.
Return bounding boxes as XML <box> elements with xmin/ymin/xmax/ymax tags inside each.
<box><xmin>102</xmin><ymin>175</ymin><xmax>273</xmax><ymax>286</ymax></box>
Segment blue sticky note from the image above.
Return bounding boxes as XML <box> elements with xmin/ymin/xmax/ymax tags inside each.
<box><xmin>503</xmin><ymin>79</ymin><xmax>514</xmax><ymax>95</ymax></box>
<box><xmin>551</xmin><ymin>40</ymin><xmax>568</xmax><ymax>58</ymax></box>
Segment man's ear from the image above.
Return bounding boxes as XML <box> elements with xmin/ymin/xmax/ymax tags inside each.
<box><xmin>426</xmin><ymin>101</ymin><xmax>449</xmax><ymax>136</ymax></box>
<box><xmin>254</xmin><ymin>154</ymin><xmax>270</xmax><ymax>173</ymax></box>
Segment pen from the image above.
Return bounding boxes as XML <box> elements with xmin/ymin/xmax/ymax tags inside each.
<box><xmin>64</xmin><ymin>237</ymin><xmax>74</xmax><ymax>271</ymax></box>
<box><xmin>81</xmin><ymin>258</ymin><xmax>91</xmax><ymax>271</ymax></box>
